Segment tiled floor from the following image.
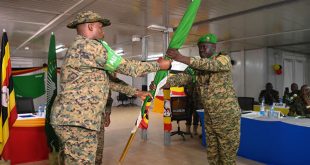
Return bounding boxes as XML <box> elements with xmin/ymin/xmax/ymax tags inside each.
<box><xmin>18</xmin><ymin>106</ymin><xmax>264</xmax><ymax>165</ymax></box>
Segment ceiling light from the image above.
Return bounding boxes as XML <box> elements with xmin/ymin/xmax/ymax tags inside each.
<box><xmin>56</xmin><ymin>44</ymin><xmax>67</xmax><ymax>53</ymax></box>
<box><xmin>56</xmin><ymin>47</ymin><xmax>67</xmax><ymax>53</ymax></box>
<box><xmin>147</xmin><ymin>25</ymin><xmax>173</xmax><ymax>32</ymax></box>
<box><xmin>147</xmin><ymin>53</ymin><xmax>163</xmax><ymax>58</ymax></box>
<box><xmin>132</xmin><ymin>35</ymin><xmax>141</xmax><ymax>42</ymax></box>
<box><xmin>24</xmin><ymin>46</ymin><xmax>30</xmax><ymax>50</ymax></box>
<box><xmin>115</xmin><ymin>49</ymin><xmax>125</xmax><ymax>56</ymax></box>
<box><xmin>56</xmin><ymin>44</ymin><xmax>65</xmax><ymax>49</ymax></box>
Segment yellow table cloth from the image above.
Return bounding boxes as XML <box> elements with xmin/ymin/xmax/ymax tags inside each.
<box><xmin>253</xmin><ymin>105</ymin><xmax>289</xmax><ymax>115</ymax></box>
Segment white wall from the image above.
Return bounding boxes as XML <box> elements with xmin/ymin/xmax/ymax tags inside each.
<box><xmin>244</xmin><ymin>48</ymin><xmax>268</xmax><ymax>100</ymax></box>
<box><xmin>230</xmin><ymin>48</ymin><xmax>309</xmax><ymax>101</ymax></box>
<box><xmin>231</xmin><ymin>51</ymin><xmax>245</xmax><ymax>97</ymax></box>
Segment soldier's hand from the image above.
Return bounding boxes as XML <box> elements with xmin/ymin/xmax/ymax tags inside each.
<box><xmin>149</xmin><ymin>81</ymin><xmax>157</xmax><ymax>91</ymax></box>
<box><xmin>166</xmin><ymin>48</ymin><xmax>181</xmax><ymax>60</ymax></box>
<box><xmin>135</xmin><ymin>90</ymin><xmax>153</xmax><ymax>101</ymax></box>
<box><xmin>163</xmin><ymin>83</ymin><xmax>170</xmax><ymax>89</ymax></box>
<box><xmin>157</xmin><ymin>57</ymin><xmax>171</xmax><ymax>70</ymax></box>
<box><xmin>104</xmin><ymin>113</ymin><xmax>111</xmax><ymax>127</ymax></box>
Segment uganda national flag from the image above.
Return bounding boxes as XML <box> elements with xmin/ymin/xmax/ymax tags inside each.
<box><xmin>0</xmin><ymin>31</ymin><xmax>17</xmax><ymax>159</ymax></box>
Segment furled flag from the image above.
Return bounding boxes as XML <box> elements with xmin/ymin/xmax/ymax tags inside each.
<box><xmin>119</xmin><ymin>0</ymin><xmax>201</xmax><ymax>163</ymax></box>
<box><xmin>45</xmin><ymin>32</ymin><xmax>59</xmax><ymax>152</ymax></box>
<box><xmin>0</xmin><ymin>30</ymin><xmax>18</xmax><ymax>159</ymax></box>
<box><xmin>139</xmin><ymin>0</ymin><xmax>201</xmax><ymax>131</ymax></box>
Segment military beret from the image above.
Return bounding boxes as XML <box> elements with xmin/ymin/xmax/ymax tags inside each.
<box><xmin>67</xmin><ymin>10</ymin><xmax>111</xmax><ymax>29</ymax></box>
<box><xmin>198</xmin><ymin>33</ymin><xmax>217</xmax><ymax>44</ymax></box>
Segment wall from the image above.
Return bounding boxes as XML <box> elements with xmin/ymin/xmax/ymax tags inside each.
<box><xmin>230</xmin><ymin>48</ymin><xmax>308</xmax><ymax>101</ymax></box>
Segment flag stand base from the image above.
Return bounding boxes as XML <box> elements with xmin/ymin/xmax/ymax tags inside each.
<box><xmin>140</xmin><ymin>128</ymin><xmax>147</xmax><ymax>140</ymax></box>
<box><xmin>164</xmin><ymin>131</ymin><xmax>171</xmax><ymax>145</ymax></box>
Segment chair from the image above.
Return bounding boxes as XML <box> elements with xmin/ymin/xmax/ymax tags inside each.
<box><xmin>117</xmin><ymin>92</ymin><xmax>128</xmax><ymax>106</ymax></box>
<box><xmin>170</xmin><ymin>96</ymin><xmax>192</xmax><ymax>140</ymax></box>
<box><xmin>237</xmin><ymin>97</ymin><xmax>254</xmax><ymax>111</ymax></box>
<box><xmin>16</xmin><ymin>97</ymin><xmax>35</xmax><ymax>114</ymax></box>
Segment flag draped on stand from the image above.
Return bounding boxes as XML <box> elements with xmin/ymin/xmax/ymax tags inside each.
<box><xmin>119</xmin><ymin>0</ymin><xmax>201</xmax><ymax>163</ymax></box>
<box><xmin>0</xmin><ymin>31</ymin><xmax>17</xmax><ymax>160</ymax></box>
<box><xmin>45</xmin><ymin>32</ymin><xmax>59</xmax><ymax>152</ymax></box>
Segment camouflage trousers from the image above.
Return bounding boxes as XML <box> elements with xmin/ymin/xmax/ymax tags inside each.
<box><xmin>95</xmin><ymin>98</ymin><xmax>113</xmax><ymax>165</ymax></box>
<box><xmin>53</xmin><ymin>125</ymin><xmax>98</xmax><ymax>165</ymax></box>
<box><xmin>204</xmin><ymin>110</ymin><xmax>240</xmax><ymax>165</ymax></box>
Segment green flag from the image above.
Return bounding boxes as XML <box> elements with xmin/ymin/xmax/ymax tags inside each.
<box><xmin>45</xmin><ymin>32</ymin><xmax>59</xmax><ymax>152</ymax></box>
<box><xmin>139</xmin><ymin>0</ymin><xmax>201</xmax><ymax>127</ymax></box>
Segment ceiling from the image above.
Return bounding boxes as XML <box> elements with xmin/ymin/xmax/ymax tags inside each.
<box><xmin>1</xmin><ymin>0</ymin><xmax>310</xmax><ymax>60</ymax></box>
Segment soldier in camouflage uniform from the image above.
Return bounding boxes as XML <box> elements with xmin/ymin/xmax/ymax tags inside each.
<box><xmin>166</xmin><ymin>34</ymin><xmax>241</xmax><ymax>165</ymax></box>
<box><xmin>50</xmin><ymin>10</ymin><xmax>171</xmax><ymax>164</ymax></box>
<box><xmin>95</xmin><ymin>73</ymin><xmax>148</xmax><ymax>165</ymax></box>
<box><xmin>288</xmin><ymin>85</ymin><xmax>310</xmax><ymax>117</ymax></box>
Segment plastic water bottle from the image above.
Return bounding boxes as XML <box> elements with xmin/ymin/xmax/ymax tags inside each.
<box><xmin>270</xmin><ymin>104</ymin><xmax>275</xmax><ymax>118</ymax></box>
<box><xmin>43</xmin><ymin>105</ymin><xmax>47</xmax><ymax>117</ymax></box>
<box><xmin>259</xmin><ymin>98</ymin><xmax>265</xmax><ymax>117</ymax></box>
<box><xmin>279</xmin><ymin>98</ymin><xmax>283</xmax><ymax>104</ymax></box>
<box><xmin>38</xmin><ymin>105</ymin><xmax>43</xmax><ymax>117</ymax></box>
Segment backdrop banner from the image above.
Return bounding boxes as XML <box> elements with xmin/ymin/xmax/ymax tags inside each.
<box><xmin>13</xmin><ymin>72</ymin><xmax>45</xmax><ymax>98</ymax></box>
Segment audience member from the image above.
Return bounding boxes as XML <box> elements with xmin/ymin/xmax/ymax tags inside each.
<box><xmin>259</xmin><ymin>83</ymin><xmax>279</xmax><ymax>105</ymax></box>
<box><xmin>288</xmin><ymin>85</ymin><xmax>310</xmax><ymax>117</ymax></box>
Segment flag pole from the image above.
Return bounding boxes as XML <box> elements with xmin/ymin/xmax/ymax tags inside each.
<box><xmin>118</xmin><ymin>0</ymin><xmax>201</xmax><ymax>163</ymax></box>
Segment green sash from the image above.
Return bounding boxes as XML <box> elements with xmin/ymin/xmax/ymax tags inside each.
<box><xmin>98</xmin><ymin>40</ymin><xmax>123</xmax><ymax>72</ymax></box>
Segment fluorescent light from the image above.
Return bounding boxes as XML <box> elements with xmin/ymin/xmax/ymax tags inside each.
<box><xmin>146</xmin><ymin>57</ymin><xmax>159</xmax><ymax>61</ymax></box>
<box><xmin>132</xmin><ymin>35</ymin><xmax>141</xmax><ymax>42</ymax></box>
<box><xmin>147</xmin><ymin>25</ymin><xmax>173</xmax><ymax>32</ymax></box>
<box><xmin>56</xmin><ymin>44</ymin><xmax>65</xmax><ymax>49</ymax></box>
<box><xmin>115</xmin><ymin>49</ymin><xmax>125</xmax><ymax>56</ymax></box>
<box><xmin>56</xmin><ymin>47</ymin><xmax>67</xmax><ymax>53</ymax></box>
<box><xmin>147</xmin><ymin>53</ymin><xmax>163</xmax><ymax>58</ymax></box>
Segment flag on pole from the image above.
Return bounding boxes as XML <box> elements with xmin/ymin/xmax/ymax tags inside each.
<box><xmin>0</xmin><ymin>30</ymin><xmax>18</xmax><ymax>159</ymax></box>
<box><xmin>119</xmin><ymin>0</ymin><xmax>202</xmax><ymax>163</ymax></box>
<box><xmin>45</xmin><ymin>32</ymin><xmax>59</xmax><ymax>152</ymax></box>
<box><xmin>139</xmin><ymin>0</ymin><xmax>201</xmax><ymax>129</ymax></box>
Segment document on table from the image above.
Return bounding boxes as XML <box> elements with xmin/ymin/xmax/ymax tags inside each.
<box><xmin>17</xmin><ymin>113</ymin><xmax>44</xmax><ymax>120</ymax></box>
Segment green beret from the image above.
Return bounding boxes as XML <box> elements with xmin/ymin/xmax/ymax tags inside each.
<box><xmin>67</xmin><ymin>11</ymin><xmax>111</xmax><ymax>29</ymax></box>
<box><xmin>198</xmin><ymin>33</ymin><xmax>217</xmax><ymax>44</ymax></box>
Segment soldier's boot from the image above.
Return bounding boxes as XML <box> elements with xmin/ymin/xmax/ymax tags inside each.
<box><xmin>193</xmin><ymin>125</ymin><xmax>198</xmax><ymax>135</ymax></box>
<box><xmin>186</xmin><ymin>125</ymin><xmax>191</xmax><ymax>133</ymax></box>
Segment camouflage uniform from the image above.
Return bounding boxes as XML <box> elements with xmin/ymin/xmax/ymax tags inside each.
<box><xmin>288</xmin><ymin>96</ymin><xmax>310</xmax><ymax>117</ymax></box>
<box><xmin>50</xmin><ymin>34</ymin><xmax>160</xmax><ymax>164</ymax></box>
<box><xmin>95</xmin><ymin>73</ymin><xmax>130</xmax><ymax>165</ymax></box>
<box><xmin>168</xmin><ymin>55</ymin><xmax>241</xmax><ymax>165</ymax></box>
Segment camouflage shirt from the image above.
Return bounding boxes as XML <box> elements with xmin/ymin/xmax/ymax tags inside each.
<box><xmin>168</xmin><ymin>55</ymin><xmax>240</xmax><ymax>124</ymax></box>
<box><xmin>289</xmin><ymin>96</ymin><xmax>310</xmax><ymax>116</ymax></box>
<box><xmin>50</xmin><ymin>35</ymin><xmax>160</xmax><ymax>131</ymax></box>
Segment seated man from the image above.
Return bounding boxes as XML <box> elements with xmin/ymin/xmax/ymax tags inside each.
<box><xmin>288</xmin><ymin>85</ymin><xmax>310</xmax><ymax>117</ymax></box>
<box><xmin>289</xmin><ymin>83</ymin><xmax>300</xmax><ymax>97</ymax></box>
<box><xmin>258</xmin><ymin>82</ymin><xmax>279</xmax><ymax>105</ymax></box>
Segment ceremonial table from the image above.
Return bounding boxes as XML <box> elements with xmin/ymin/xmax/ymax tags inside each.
<box><xmin>7</xmin><ymin>114</ymin><xmax>49</xmax><ymax>164</ymax></box>
<box><xmin>238</xmin><ymin>112</ymin><xmax>310</xmax><ymax>165</ymax></box>
<box><xmin>253</xmin><ymin>104</ymin><xmax>289</xmax><ymax>115</ymax></box>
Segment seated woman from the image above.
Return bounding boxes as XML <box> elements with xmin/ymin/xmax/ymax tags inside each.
<box><xmin>288</xmin><ymin>85</ymin><xmax>310</xmax><ymax>117</ymax></box>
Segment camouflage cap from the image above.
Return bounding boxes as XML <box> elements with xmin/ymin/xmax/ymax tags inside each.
<box><xmin>198</xmin><ymin>33</ymin><xmax>217</xmax><ymax>44</ymax></box>
<box><xmin>67</xmin><ymin>10</ymin><xmax>111</xmax><ymax>29</ymax></box>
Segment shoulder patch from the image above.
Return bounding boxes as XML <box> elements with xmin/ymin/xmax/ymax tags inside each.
<box><xmin>217</xmin><ymin>55</ymin><xmax>229</xmax><ymax>65</ymax></box>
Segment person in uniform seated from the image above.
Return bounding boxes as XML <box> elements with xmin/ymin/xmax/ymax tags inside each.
<box><xmin>288</xmin><ymin>85</ymin><xmax>310</xmax><ymax>117</ymax></box>
<box><xmin>258</xmin><ymin>82</ymin><xmax>279</xmax><ymax>105</ymax></box>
